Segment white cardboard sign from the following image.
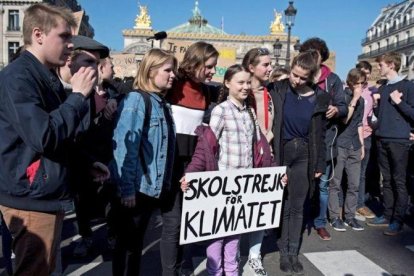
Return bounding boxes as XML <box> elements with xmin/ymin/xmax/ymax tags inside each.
<box><xmin>180</xmin><ymin>166</ymin><xmax>286</xmax><ymax>245</ymax></box>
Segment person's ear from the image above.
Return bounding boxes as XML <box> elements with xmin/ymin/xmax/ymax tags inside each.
<box><xmin>98</xmin><ymin>63</ymin><xmax>104</xmax><ymax>74</ymax></box>
<box><xmin>248</xmin><ymin>64</ymin><xmax>255</xmax><ymax>74</ymax></box>
<box><xmin>224</xmin><ymin>80</ymin><xmax>231</xmax><ymax>89</ymax></box>
<box><xmin>33</xmin><ymin>27</ymin><xmax>43</xmax><ymax>45</ymax></box>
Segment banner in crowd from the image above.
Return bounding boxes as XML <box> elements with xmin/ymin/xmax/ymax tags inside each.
<box><xmin>111</xmin><ymin>53</ymin><xmax>139</xmax><ymax>79</ymax></box>
<box><xmin>179</xmin><ymin>166</ymin><xmax>286</xmax><ymax>245</ymax></box>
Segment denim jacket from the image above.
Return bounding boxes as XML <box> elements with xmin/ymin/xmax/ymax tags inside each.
<box><xmin>111</xmin><ymin>91</ymin><xmax>175</xmax><ymax>199</ymax></box>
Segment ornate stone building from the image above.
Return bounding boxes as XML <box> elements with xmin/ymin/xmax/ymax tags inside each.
<box><xmin>0</xmin><ymin>0</ymin><xmax>94</xmax><ymax>69</ymax></box>
<box><xmin>116</xmin><ymin>1</ymin><xmax>300</xmax><ymax>79</ymax></box>
<box><xmin>358</xmin><ymin>0</ymin><xmax>414</xmax><ymax>80</ymax></box>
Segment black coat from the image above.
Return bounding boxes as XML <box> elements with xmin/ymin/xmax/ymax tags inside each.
<box><xmin>0</xmin><ymin>51</ymin><xmax>90</xmax><ymax>212</ymax></box>
<box><xmin>324</xmin><ymin>73</ymin><xmax>348</xmax><ymax>161</ymax></box>
<box><xmin>268</xmin><ymin>79</ymin><xmax>329</xmax><ymax>197</ymax></box>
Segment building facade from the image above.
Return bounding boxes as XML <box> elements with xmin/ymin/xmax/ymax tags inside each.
<box><xmin>115</xmin><ymin>1</ymin><xmax>301</xmax><ymax>79</ymax></box>
<box><xmin>358</xmin><ymin>0</ymin><xmax>414</xmax><ymax>80</ymax></box>
<box><xmin>0</xmin><ymin>0</ymin><xmax>94</xmax><ymax>69</ymax></box>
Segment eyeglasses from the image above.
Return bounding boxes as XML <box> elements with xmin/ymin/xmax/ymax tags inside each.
<box><xmin>257</xmin><ymin>48</ymin><xmax>270</xmax><ymax>55</ymax></box>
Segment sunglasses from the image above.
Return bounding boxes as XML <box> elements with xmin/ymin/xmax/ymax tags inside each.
<box><xmin>257</xmin><ymin>48</ymin><xmax>270</xmax><ymax>55</ymax></box>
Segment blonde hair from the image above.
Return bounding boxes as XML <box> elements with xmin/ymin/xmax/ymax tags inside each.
<box><xmin>23</xmin><ymin>3</ymin><xmax>76</xmax><ymax>45</ymax></box>
<box><xmin>133</xmin><ymin>49</ymin><xmax>177</xmax><ymax>93</ymax></box>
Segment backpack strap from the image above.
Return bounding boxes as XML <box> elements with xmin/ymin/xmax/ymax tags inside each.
<box><xmin>137</xmin><ymin>90</ymin><xmax>152</xmax><ymax>128</ymax></box>
<box><xmin>133</xmin><ymin>90</ymin><xmax>152</xmax><ymax>175</ymax></box>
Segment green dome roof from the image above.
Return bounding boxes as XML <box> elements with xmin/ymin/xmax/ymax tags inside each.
<box><xmin>167</xmin><ymin>1</ymin><xmax>225</xmax><ymax>34</ymax></box>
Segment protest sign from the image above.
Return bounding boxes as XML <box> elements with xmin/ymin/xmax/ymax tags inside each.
<box><xmin>180</xmin><ymin>166</ymin><xmax>286</xmax><ymax>245</ymax></box>
<box><xmin>111</xmin><ymin>53</ymin><xmax>139</xmax><ymax>79</ymax></box>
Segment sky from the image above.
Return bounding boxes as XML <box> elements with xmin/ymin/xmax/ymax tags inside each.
<box><xmin>78</xmin><ymin>0</ymin><xmax>399</xmax><ymax>80</ymax></box>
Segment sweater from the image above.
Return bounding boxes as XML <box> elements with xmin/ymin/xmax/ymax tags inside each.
<box><xmin>375</xmin><ymin>78</ymin><xmax>414</xmax><ymax>140</ymax></box>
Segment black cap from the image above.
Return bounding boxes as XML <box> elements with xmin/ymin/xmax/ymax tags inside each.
<box><xmin>72</xmin><ymin>35</ymin><xmax>109</xmax><ymax>59</ymax></box>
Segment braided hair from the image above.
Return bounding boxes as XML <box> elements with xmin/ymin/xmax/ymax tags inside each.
<box><xmin>218</xmin><ymin>64</ymin><xmax>259</xmax><ymax>144</ymax></box>
<box><xmin>218</xmin><ymin>64</ymin><xmax>253</xmax><ymax>104</ymax></box>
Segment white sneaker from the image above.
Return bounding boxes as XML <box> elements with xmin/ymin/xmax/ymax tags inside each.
<box><xmin>355</xmin><ymin>212</ymin><xmax>366</xmax><ymax>221</ymax></box>
<box><xmin>248</xmin><ymin>257</ymin><xmax>268</xmax><ymax>276</ymax></box>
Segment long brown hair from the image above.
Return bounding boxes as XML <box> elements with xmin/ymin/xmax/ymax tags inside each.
<box><xmin>291</xmin><ymin>50</ymin><xmax>319</xmax><ymax>83</ymax></box>
<box><xmin>177</xmin><ymin>41</ymin><xmax>219</xmax><ymax>79</ymax></box>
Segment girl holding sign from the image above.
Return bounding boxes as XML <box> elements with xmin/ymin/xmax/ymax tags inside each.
<box><xmin>268</xmin><ymin>50</ymin><xmax>329</xmax><ymax>274</ymax></box>
<box><xmin>242</xmin><ymin>47</ymin><xmax>274</xmax><ymax>276</ymax></box>
<box><xmin>110</xmin><ymin>49</ymin><xmax>177</xmax><ymax>275</ymax></box>
<box><xmin>182</xmin><ymin>64</ymin><xmax>273</xmax><ymax>276</ymax></box>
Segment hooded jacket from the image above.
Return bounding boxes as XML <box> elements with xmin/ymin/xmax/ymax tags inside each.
<box><xmin>185</xmin><ymin>124</ymin><xmax>273</xmax><ymax>174</ymax></box>
<box><xmin>317</xmin><ymin>65</ymin><xmax>348</xmax><ymax>161</ymax></box>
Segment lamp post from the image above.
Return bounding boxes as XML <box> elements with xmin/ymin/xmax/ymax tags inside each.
<box><xmin>273</xmin><ymin>39</ymin><xmax>283</xmax><ymax>67</ymax></box>
<box><xmin>284</xmin><ymin>1</ymin><xmax>297</xmax><ymax>68</ymax></box>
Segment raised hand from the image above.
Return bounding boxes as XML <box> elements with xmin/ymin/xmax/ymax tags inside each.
<box><xmin>71</xmin><ymin>67</ymin><xmax>97</xmax><ymax>97</ymax></box>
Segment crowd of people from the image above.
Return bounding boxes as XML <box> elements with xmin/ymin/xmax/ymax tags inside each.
<box><xmin>0</xmin><ymin>3</ymin><xmax>413</xmax><ymax>276</ymax></box>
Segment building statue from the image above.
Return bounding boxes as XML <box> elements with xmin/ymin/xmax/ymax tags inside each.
<box><xmin>121</xmin><ymin>1</ymin><xmax>304</xmax><ymax>80</ymax></box>
<box><xmin>270</xmin><ymin>9</ymin><xmax>285</xmax><ymax>34</ymax></box>
<box><xmin>134</xmin><ymin>5</ymin><xmax>152</xmax><ymax>29</ymax></box>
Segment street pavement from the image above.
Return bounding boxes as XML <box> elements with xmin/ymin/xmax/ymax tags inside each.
<box><xmin>1</xmin><ymin>204</ymin><xmax>413</xmax><ymax>276</ymax></box>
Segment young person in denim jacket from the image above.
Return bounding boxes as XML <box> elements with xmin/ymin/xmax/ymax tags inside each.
<box><xmin>181</xmin><ymin>64</ymin><xmax>273</xmax><ymax>276</ymax></box>
<box><xmin>110</xmin><ymin>49</ymin><xmax>177</xmax><ymax>275</ymax></box>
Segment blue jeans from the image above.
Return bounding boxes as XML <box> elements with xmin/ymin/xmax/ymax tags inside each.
<box><xmin>314</xmin><ymin>163</ymin><xmax>332</xmax><ymax>229</ymax></box>
<box><xmin>357</xmin><ymin>136</ymin><xmax>372</xmax><ymax>209</ymax></box>
<box><xmin>248</xmin><ymin>230</ymin><xmax>265</xmax><ymax>259</ymax></box>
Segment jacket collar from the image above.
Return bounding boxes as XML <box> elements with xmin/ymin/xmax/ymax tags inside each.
<box><xmin>21</xmin><ymin>51</ymin><xmax>64</xmax><ymax>102</ymax></box>
<box><xmin>387</xmin><ymin>74</ymin><xmax>406</xmax><ymax>85</ymax></box>
<box><xmin>22</xmin><ymin>51</ymin><xmax>60</xmax><ymax>82</ymax></box>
